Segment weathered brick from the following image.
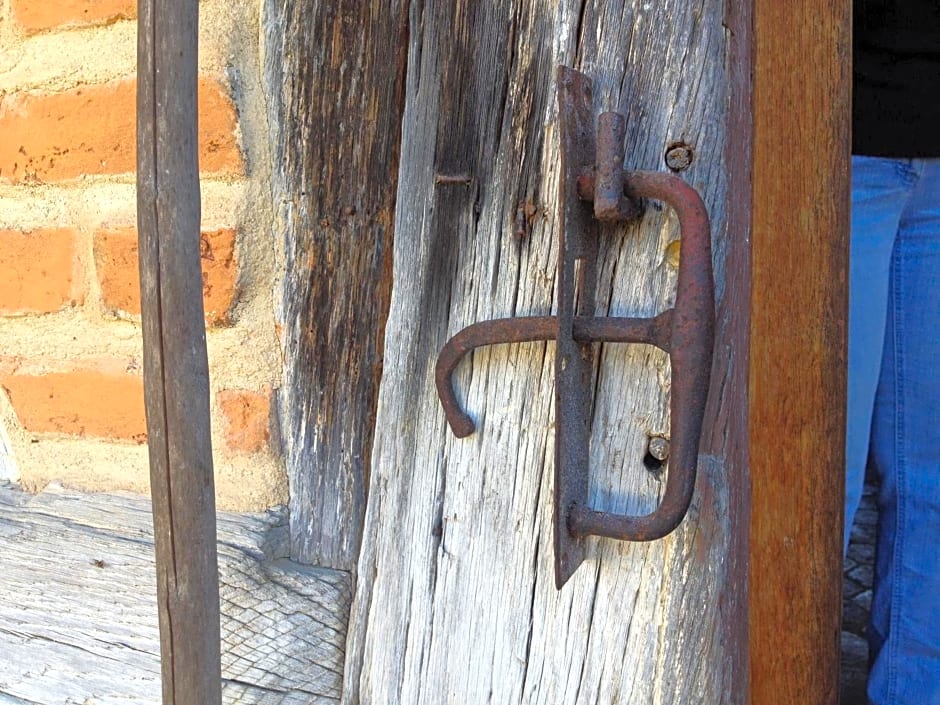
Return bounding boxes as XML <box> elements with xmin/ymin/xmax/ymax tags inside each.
<box><xmin>0</xmin><ymin>360</ymin><xmax>146</xmax><ymax>442</ymax></box>
<box><xmin>217</xmin><ymin>388</ymin><xmax>271</xmax><ymax>453</ymax></box>
<box><xmin>0</xmin><ymin>78</ymin><xmax>243</xmax><ymax>183</ymax></box>
<box><xmin>10</xmin><ymin>0</ymin><xmax>137</xmax><ymax>34</ymax></box>
<box><xmin>0</xmin><ymin>228</ymin><xmax>81</xmax><ymax>315</ymax></box>
<box><xmin>94</xmin><ymin>226</ymin><xmax>237</xmax><ymax>325</ymax></box>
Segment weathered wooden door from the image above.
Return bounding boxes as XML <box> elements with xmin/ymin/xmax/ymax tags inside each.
<box><xmin>264</xmin><ymin>0</ymin><xmax>849</xmax><ymax>703</ymax></box>
<box><xmin>343</xmin><ymin>3</ymin><xmax>747</xmax><ymax>702</ymax></box>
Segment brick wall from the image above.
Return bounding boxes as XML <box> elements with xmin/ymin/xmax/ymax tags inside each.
<box><xmin>0</xmin><ymin>0</ymin><xmax>286</xmax><ymax>510</ymax></box>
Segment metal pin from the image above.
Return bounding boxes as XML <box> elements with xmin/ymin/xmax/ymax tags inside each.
<box><xmin>434</xmin><ymin>173</ymin><xmax>472</xmax><ymax>185</ymax></box>
<box><xmin>664</xmin><ymin>143</ymin><xmax>694</xmax><ymax>172</ymax></box>
<box><xmin>647</xmin><ymin>436</ymin><xmax>671</xmax><ymax>462</ymax></box>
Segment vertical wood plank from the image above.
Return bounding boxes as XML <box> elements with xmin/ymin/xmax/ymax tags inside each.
<box><xmin>749</xmin><ymin>2</ymin><xmax>850</xmax><ymax>703</ymax></box>
<box><xmin>262</xmin><ymin>0</ymin><xmax>409</xmax><ymax>570</ymax></box>
<box><xmin>703</xmin><ymin>0</ymin><xmax>754</xmax><ymax>696</ymax></box>
<box><xmin>137</xmin><ymin>0</ymin><xmax>223</xmax><ymax>702</ymax></box>
<box><xmin>344</xmin><ymin>1</ymin><xmax>748</xmax><ymax>702</ymax></box>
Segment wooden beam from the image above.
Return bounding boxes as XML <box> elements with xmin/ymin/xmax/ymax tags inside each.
<box><xmin>343</xmin><ymin>1</ymin><xmax>749</xmax><ymax>702</ymax></box>
<box><xmin>749</xmin><ymin>1</ymin><xmax>850</xmax><ymax>703</ymax></box>
<box><xmin>702</xmin><ymin>0</ymin><xmax>754</xmax><ymax>699</ymax></box>
<box><xmin>262</xmin><ymin>0</ymin><xmax>408</xmax><ymax>571</ymax></box>
<box><xmin>137</xmin><ymin>0</ymin><xmax>223</xmax><ymax>703</ymax></box>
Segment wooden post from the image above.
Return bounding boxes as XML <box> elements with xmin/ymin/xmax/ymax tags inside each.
<box><xmin>342</xmin><ymin>2</ymin><xmax>749</xmax><ymax>702</ymax></box>
<box><xmin>749</xmin><ymin>1</ymin><xmax>850</xmax><ymax>703</ymax></box>
<box><xmin>262</xmin><ymin>0</ymin><xmax>408</xmax><ymax>571</ymax></box>
<box><xmin>137</xmin><ymin>0</ymin><xmax>223</xmax><ymax>703</ymax></box>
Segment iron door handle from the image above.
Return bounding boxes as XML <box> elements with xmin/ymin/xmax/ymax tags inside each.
<box><xmin>435</xmin><ymin>66</ymin><xmax>715</xmax><ymax>588</ymax></box>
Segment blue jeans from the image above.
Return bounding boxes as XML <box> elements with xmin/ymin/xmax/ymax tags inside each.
<box><xmin>845</xmin><ymin>156</ymin><xmax>940</xmax><ymax>705</ymax></box>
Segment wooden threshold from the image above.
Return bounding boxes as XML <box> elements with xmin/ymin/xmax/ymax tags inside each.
<box><xmin>0</xmin><ymin>483</ymin><xmax>349</xmax><ymax>704</ymax></box>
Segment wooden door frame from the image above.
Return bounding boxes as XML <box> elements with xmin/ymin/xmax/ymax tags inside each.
<box><xmin>749</xmin><ymin>1</ymin><xmax>850</xmax><ymax>704</ymax></box>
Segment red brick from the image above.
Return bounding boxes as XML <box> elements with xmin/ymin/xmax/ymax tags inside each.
<box><xmin>94</xmin><ymin>226</ymin><xmax>237</xmax><ymax>325</ymax></box>
<box><xmin>217</xmin><ymin>388</ymin><xmax>271</xmax><ymax>453</ymax></box>
<box><xmin>0</xmin><ymin>360</ymin><xmax>146</xmax><ymax>442</ymax></box>
<box><xmin>0</xmin><ymin>78</ymin><xmax>243</xmax><ymax>183</ymax></box>
<box><xmin>10</xmin><ymin>0</ymin><xmax>137</xmax><ymax>34</ymax></box>
<box><xmin>0</xmin><ymin>228</ymin><xmax>82</xmax><ymax>315</ymax></box>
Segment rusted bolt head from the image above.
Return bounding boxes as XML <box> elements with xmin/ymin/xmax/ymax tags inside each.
<box><xmin>647</xmin><ymin>436</ymin><xmax>671</xmax><ymax>462</ymax></box>
<box><xmin>664</xmin><ymin>143</ymin><xmax>694</xmax><ymax>172</ymax></box>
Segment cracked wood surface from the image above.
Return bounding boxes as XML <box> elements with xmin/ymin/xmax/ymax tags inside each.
<box><xmin>262</xmin><ymin>0</ymin><xmax>408</xmax><ymax>571</ymax></box>
<box><xmin>343</xmin><ymin>1</ymin><xmax>748</xmax><ymax>703</ymax></box>
<box><xmin>0</xmin><ymin>484</ymin><xmax>349</xmax><ymax>704</ymax></box>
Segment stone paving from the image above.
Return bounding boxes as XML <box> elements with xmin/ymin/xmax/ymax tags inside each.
<box><xmin>841</xmin><ymin>482</ymin><xmax>878</xmax><ymax>705</ymax></box>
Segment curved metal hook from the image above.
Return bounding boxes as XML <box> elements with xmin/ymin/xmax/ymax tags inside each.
<box><xmin>435</xmin><ymin>317</ymin><xmax>558</xmax><ymax>438</ymax></box>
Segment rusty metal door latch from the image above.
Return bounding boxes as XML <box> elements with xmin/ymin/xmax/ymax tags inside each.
<box><xmin>435</xmin><ymin>66</ymin><xmax>715</xmax><ymax>589</ymax></box>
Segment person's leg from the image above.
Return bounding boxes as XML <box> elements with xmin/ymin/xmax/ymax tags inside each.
<box><xmin>845</xmin><ymin>157</ymin><xmax>911</xmax><ymax>551</ymax></box>
<box><xmin>868</xmin><ymin>158</ymin><xmax>940</xmax><ymax>704</ymax></box>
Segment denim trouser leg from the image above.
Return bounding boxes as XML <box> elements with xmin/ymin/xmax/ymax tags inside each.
<box><xmin>865</xmin><ymin>158</ymin><xmax>940</xmax><ymax>705</ymax></box>
<box><xmin>845</xmin><ymin>157</ymin><xmax>909</xmax><ymax>551</ymax></box>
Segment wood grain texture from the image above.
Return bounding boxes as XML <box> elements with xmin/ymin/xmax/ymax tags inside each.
<box><xmin>137</xmin><ymin>0</ymin><xmax>222</xmax><ymax>702</ymax></box>
<box><xmin>749</xmin><ymin>2</ymin><xmax>850</xmax><ymax>704</ymax></box>
<box><xmin>343</xmin><ymin>1</ymin><xmax>747</xmax><ymax>703</ymax></box>
<box><xmin>708</xmin><ymin>0</ymin><xmax>753</xmax><ymax>697</ymax></box>
<box><xmin>262</xmin><ymin>0</ymin><xmax>408</xmax><ymax>571</ymax></box>
<box><xmin>0</xmin><ymin>483</ymin><xmax>350</xmax><ymax>704</ymax></box>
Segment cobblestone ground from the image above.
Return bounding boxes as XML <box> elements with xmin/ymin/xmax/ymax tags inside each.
<box><xmin>842</xmin><ymin>482</ymin><xmax>878</xmax><ymax>705</ymax></box>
